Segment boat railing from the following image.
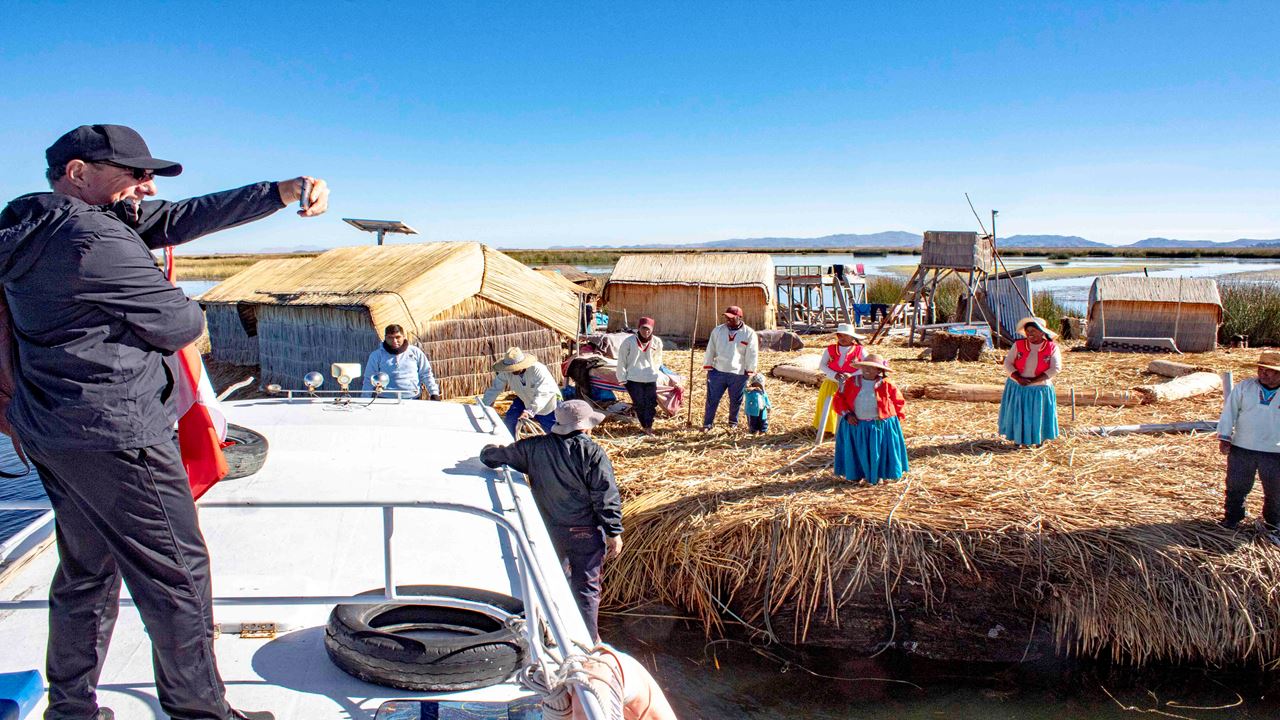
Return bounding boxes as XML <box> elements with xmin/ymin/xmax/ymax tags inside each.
<box><xmin>0</xmin><ymin>432</ymin><xmax>612</xmax><ymax>719</ymax></box>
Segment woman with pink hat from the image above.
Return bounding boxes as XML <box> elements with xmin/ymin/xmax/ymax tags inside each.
<box><xmin>831</xmin><ymin>353</ymin><xmax>909</xmax><ymax>484</ymax></box>
<box><xmin>813</xmin><ymin>323</ymin><xmax>866</xmax><ymax>436</ymax></box>
<box><xmin>997</xmin><ymin>317</ymin><xmax>1063</xmax><ymax>446</ymax></box>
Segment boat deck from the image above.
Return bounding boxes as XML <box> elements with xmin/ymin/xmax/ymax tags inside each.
<box><xmin>0</xmin><ymin>397</ymin><xmax>590</xmax><ymax>719</ymax></box>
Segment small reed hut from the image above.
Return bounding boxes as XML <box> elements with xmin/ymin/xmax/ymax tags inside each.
<box><xmin>1086</xmin><ymin>276</ymin><xmax>1223</xmax><ymax>353</ymax></box>
<box><xmin>601</xmin><ymin>253</ymin><xmax>776</xmax><ymax>339</ymax></box>
<box><xmin>200</xmin><ymin>242</ymin><xmax>579</xmax><ymax>396</ymax></box>
<box><xmin>199</xmin><ymin>257</ymin><xmax>314</xmax><ymax>365</ymax></box>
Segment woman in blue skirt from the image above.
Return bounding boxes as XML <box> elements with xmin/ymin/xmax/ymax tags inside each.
<box><xmin>998</xmin><ymin>317</ymin><xmax>1062</xmax><ymax>446</ymax></box>
<box><xmin>833</xmin><ymin>353</ymin><xmax>909</xmax><ymax>484</ymax></box>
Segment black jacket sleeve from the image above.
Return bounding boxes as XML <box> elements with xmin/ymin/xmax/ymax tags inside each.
<box><xmin>480</xmin><ymin>441</ymin><xmax>530</xmax><ymax>473</ymax></box>
<box><xmin>132</xmin><ymin>182</ymin><xmax>285</xmax><ymax>250</ymax></box>
<box><xmin>73</xmin><ymin>225</ymin><xmax>204</xmax><ymax>352</ymax></box>
<box><xmin>584</xmin><ymin>444</ymin><xmax>623</xmax><ymax>536</ymax></box>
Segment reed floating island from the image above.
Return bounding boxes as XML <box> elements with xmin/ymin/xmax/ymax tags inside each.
<box><xmin>597</xmin><ymin>342</ymin><xmax>1280</xmax><ymax>668</ymax></box>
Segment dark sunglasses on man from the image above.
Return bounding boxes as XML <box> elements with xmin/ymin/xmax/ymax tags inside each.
<box><xmin>96</xmin><ymin>161</ymin><xmax>155</xmax><ymax>182</ymax></box>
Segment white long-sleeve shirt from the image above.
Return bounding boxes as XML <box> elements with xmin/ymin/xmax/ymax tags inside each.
<box><xmin>616</xmin><ymin>334</ymin><xmax>664</xmax><ymax>384</ymax></box>
<box><xmin>482</xmin><ymin>361</ymin><xmax>561</xmax><ymax>416</ymax></box>
<box><xmin>703</xmin><ymin>323</ymin><xmax>759</xmax><ymax>375</ymax></box>
<box><xmin>1002</xmin><ymin>341</ymin><xmax>1062</xmax><ymax>387</ymax></box>
<box><xmin>1218</xmin><ymin>377</ymin><xmax>1280</xmax><ymax>453</ymax></box>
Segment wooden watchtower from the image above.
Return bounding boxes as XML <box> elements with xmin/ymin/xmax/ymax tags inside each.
<box><xmin>867</xmin><ymin>231</ymin><xmax>996</xmax><ymax>344</ymax></box>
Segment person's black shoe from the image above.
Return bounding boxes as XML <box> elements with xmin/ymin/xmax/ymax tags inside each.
<box><xmin>231</xmin><ymin>711</ymin><xmax>275</xmax><ymax>720</ymax></box>
<box><xmin>1218</xmin><ymin>517</ymin><xmax>1242</xmax><ymax>530</ymax></box>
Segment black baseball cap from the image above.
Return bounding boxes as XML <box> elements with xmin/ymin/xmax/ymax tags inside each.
<box><xmin>45</xmin><ymin>124</ymin><xmax>183</xmax><ymax>177</ymax></box>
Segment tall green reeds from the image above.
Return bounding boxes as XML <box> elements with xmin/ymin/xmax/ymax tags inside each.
<box><xmin>1032</xmin><ymin>291</ymin><xmax>1071</xmax><ymax>331</ymax></box>
<box><xmin>1219</xmin><ymin>282</ymin><xmax>1280</xmax><ymax>346</ymax></box>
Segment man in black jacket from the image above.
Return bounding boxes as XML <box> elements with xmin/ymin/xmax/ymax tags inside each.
<box><xmin>480</xmin><ymin>399</ymin><xmax>623</xmax><ymax>641</ymax></box>
<box><xmin>0</xmin><ymin>124</ymin><xmax>328</xmax><ymax>720</ymax></box>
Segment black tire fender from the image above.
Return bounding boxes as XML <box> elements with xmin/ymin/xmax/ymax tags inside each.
<box><xmin>222</xmin><ymin>423</ymin><xmax>268</xmax><ymax>480</ymax></box>
<box><xmin>324</xmin><ymin>584</ymin><xmax>527</xmax><ymax>692</ymax></box>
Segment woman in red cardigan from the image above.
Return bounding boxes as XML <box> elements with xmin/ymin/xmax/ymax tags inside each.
<box><xmin>832</xmin><ymin>353</ymin><xmax>909</xmax><ymax>484</ymax></box>
<box><xmin>813</xmin><ymin>323</ymin><xmax>865</xmax><ymax>436</ymax></box>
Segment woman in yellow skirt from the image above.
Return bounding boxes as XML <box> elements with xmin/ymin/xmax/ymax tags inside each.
<box><xmin>813</xmin><ymin>323</ymin><xmax>865</xmax><ymax>435</ymax></box>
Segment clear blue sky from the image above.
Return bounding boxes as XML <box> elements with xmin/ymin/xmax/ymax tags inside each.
<box><xmin>2</xmin><ymin>1</ymin><xmax>1277</xmax><ymax>251</ymax></box>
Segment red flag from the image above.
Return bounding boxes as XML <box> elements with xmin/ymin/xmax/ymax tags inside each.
<box><xmin>166</xmin><ymin>248</ymin><xmax>228</xmax><ymax>499</ymax></box>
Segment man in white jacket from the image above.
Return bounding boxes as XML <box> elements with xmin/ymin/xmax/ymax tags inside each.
<box><xmin>1218</xmin><ymin>350</ymin><xmax>1280</xmax><ymax>543</ymax></box>
<box><xmin>616</xmin><ymin>316</ymin><xmax>663</xmax><ymax>435</ymax></box>
<box><xmin>483</xmin><ymin>347</ymin><xmax>562</xmax><ymax>436</ymax></box>
<box><xmin>701</xmin><ymin>305</ymin><xmax>759</xmax><ymax>430</ymax></box>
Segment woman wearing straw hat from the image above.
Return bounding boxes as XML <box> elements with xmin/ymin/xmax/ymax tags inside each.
<box><xmin>813</xmin><ymin>323</ymin><xmax>865</xmax><ymax>435</ymax></box>
<box><xmin>832</xmin><ymin>353</ymin><xmax>908</xmax><ymax>484</ymax></box>
<box><xmin>482</xmin><ymin>347</ymin><xmax>563</xmax><ymax>436</ymax></box>
<box><xmin>998</xmin><ymin>317</ymin><xmax>1063</xmax><ymax>447</ymax></box>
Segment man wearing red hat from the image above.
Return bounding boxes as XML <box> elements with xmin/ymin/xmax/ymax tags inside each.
<box><xmin>615</xmin><ymin>317</ymin><xmax>663</xmax><ymax>435</ymax></box>
<box><xmin>701</xmin><ymin>305</ymin><xmax>759</xmax><ymax>431</ymax></box>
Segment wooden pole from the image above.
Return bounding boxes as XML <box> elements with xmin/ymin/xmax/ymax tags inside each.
<box><xmin>685</xmin><ymin>282</ymin><xmax>703</xmax><ymax>427</ymax></box>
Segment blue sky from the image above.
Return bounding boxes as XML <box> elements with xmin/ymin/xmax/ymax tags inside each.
<box><xmin>1</xmin><ymin>1</ymin><xmax>1277</xmax><ymax>251</ymax></box>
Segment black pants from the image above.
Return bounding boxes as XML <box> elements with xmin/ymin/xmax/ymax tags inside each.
<box><xmin>625</xmin><ymin>380</ymin><xmax>658</xmax><ymax>430</ymax></box>
<box><xmin>23</xmin><ymin>434</ymin><xmax>233</xmax><ymax>720</ymax></box>
<box><xmin>548</xmin><ymin>525</ymin><xmax>606</xmax><ymax>642</ymax></box>
<box><xmin>1225</xmin><ymin>445</ymin><xmax>1280</xmax><ymax>528</ymax></box>
<box><xmin>748</xmin><ymin>414</ymin><xmax>769</xmax><ymax>433</ymax></box>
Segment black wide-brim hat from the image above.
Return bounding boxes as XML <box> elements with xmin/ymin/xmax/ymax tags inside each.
<box><xmin>46</xmin><ymin>124</ymin><xmax>183</xmax><ymax>176</ymax></box>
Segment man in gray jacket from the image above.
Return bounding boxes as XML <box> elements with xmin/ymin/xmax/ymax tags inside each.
<box><xmin>480</xmin><ymin>400</ymin><xmax>623</xmax><ymax>641</ymax></box>
<box><xmin>0</xmin><ymin>124</ymin><xmax>328</xmax><ymax>720</ymax></box>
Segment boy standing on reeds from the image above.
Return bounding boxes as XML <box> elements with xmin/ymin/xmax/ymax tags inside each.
<box><xmin>615</xmin><ymin>316</ymin><xmax>662</xmax><ymax>435</ymax></box>
<box><xmin>702</xmin><ymin>305</ymin><xmax>759</xmax><ymax>431</ymax></box>
<box><xmin>1217</xmin><ymin>350</ymin><xmax>1280</xmax><ymax>543</ymax></box>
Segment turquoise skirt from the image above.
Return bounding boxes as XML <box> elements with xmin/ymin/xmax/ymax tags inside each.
<box><xmin>834</xmin><ymin>415</ymin><xmax>909</xmax><ymax>484</ymax></box>
<box><xmin>997</xmin><ymin>378</ymin><xmax>1060</xmax><ymax>446</ymax></box>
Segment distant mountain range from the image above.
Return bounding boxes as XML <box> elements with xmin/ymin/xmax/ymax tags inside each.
<box><xmin>565</xmin><ymin>233</ymin><xmax>1280</xmax><ymax>250</ymax></box>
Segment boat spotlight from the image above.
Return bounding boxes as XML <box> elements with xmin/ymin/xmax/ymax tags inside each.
<box><xmin>266</xmin><ymin>383</ymin><xmax>282</xmax><ymax>394</ymax></box>
<box><xmin>371</xmin><ymin>372</ymin><xmax>390</xmax><ymax>391</ymax></box>
<box><xmin>303</xmin><ymin>372</ymin><xmax>324</xmax><ymax>392</ymax></box>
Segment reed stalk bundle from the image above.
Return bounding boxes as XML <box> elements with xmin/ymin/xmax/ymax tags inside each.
<box><xmin>1133</xmin><ymin>371</ymin><xmax>1222</xmax><ymax>404</ymax></box>
<box><xmin>596</xmin><ymin>341</ymin><xmax>1280</xmax><ymax>666</ymax></box>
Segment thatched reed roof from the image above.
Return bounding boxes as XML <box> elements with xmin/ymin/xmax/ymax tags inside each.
<box><xmin>1088</xmin><ymin>276</ymin><xmax>1222</xmax><ymax>307</ymax></box>
<box><xmin>537</xmin><ymin>269</ymin><xmax>593</xmax><ymax>295</ymax></box>
<box><xmin>606</xmin><ymin>253</ymin><xmax>774</xmax><ymax>290</ymax></box>
<box><xmin>536</xmin><ymin>264</ymin><xmax>594</xmax><ymax>284</ymax></box>
<box><xmin>196</xmin><ymin>258</ymin><xmax>314</xmax><ymax>304</ymax></box>
<box><xmin>199</xmin><ymin>242</ymin><xmax>579</xmax><ymax>338</ymax></box>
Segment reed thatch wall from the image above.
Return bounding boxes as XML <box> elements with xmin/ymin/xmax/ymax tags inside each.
<box><xmin>603</xmin><ymin>283</ymin><xmax>775</xmax><ymax>340</ymax></box>
<box><xmin>256</xmin><ymin>305</ymin><xmax>379</xmax><ymax>389</ymax></box>
<box><xmin>602</xmin><ymin>253</ymin><xmax>776</xmax><ymax>338</ymax></box>
<box><xmin>1086</xmin><ymin>277</ymin><xmax>1223</xmax><ymax>352</ymax></box>
<box><xmin>922</xmin><ymin>231</ymin><xmax>995</xmax><ymax>272</ymax></box>
<box><xmin>418</xmin><ymin>295</ymin><xmax>564</xmax><ymax>398</ymax></box>
<box><xmin>204</xmin><ymin>304</ymin><xmax>258</xmax><ymax>365</ymax></box>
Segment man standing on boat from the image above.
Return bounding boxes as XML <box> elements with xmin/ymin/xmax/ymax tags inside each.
<box><xmin>1218</xmin><ymin>350</ymin><xmax>1280</xmax><ymax>544</ymax></box>
<box><xmin>480</xmin><ymin>400</ymin><xmax>623</xmax><ymax>641</ymax></box>
<box><xmin>0</xmin><ymin>124</ymin><xmax>328</xmax><ymax>720</ymax></box>
<box><xmin>362</xmin><ymin>324</ymin><xmax>441</xmax><ymax>399</ymax></box>
<box><xmin>701</xmin><ymin>305</ymin><xmax>759</xmax><ymax>431</ymax></box>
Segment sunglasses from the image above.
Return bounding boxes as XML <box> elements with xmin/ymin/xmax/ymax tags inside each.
<box><xmin>96</xmin><ymin>161</ymin><xmax>155</xmax><ymax>182</ymax></box>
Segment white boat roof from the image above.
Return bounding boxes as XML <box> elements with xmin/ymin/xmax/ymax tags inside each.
<box><xmin>0</xmin><ymin>397</ymin><xmax>593</xmax><ymax>718</ymax></box>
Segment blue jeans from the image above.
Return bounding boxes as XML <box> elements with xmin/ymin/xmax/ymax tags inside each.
<box><xmin>503</xmin><ymin>397</ymin><xmax>557</xmax><ymax>436</ymax></box>
<box><xmin>703</xmin><ymin>369</ymin><xmax>748</xmax><ymax>428</ymax></box>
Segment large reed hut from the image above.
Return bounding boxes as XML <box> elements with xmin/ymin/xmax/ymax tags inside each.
<box><xmin>200</xmin><ymin>242</ymin><xmax>579</xmax><ymax>396</ymax></box>
<box><xmin>199</xmin><ymin>257</ymin><xmax>314</xmax><ymax>365</ymax></box>
<box><xmin>1086</xmin><ymin>276</ymin><xmax>1223</xmax><ymax>352</ymax></box>
<box><xmin>601</xmin><ymin>253</ymin><xmax>776</xmax><ymax>339</ymax></box>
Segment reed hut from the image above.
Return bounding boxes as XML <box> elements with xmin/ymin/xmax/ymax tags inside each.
<box><xmin>921</xmin><ymin>231</ymin><xmax>995</xmax><ymax>273</ymax></box>
<box><xmin>601</xmin><ymin>253</ymin><xmax>776</xmax><ymax>339</ymax></box>
<box><xmin>1086</xmin><ymin>276</ymin><xmax>1223</xmax><ymax>353</ymax></box>
<box><xmin>201</xmin><ymin>242</ymin><xmax>579</xmax><ymax>396</ymax></box>
<box><xmin>199</xmin><ymin>257</ymin><xmax>314</xmax><ymax>365</ymax></box>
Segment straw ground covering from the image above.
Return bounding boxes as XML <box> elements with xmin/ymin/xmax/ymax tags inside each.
<box><xmin>593</xmin><ymin>339</ymin><xmax>1280</xmax><ymax>667</ymax></box>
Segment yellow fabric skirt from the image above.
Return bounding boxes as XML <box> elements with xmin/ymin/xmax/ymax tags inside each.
<box><xmin>812</xmin><ymin>378</ymin><xmax>839</xmax><ymax>434</ymax></box>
